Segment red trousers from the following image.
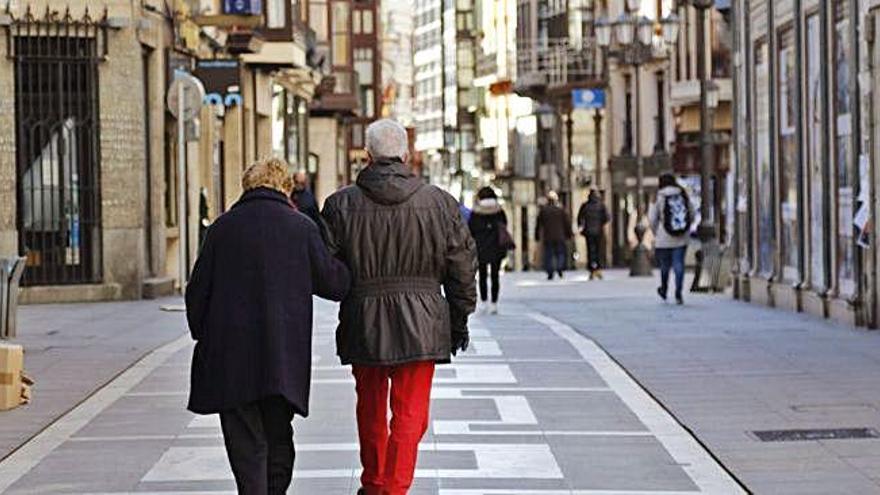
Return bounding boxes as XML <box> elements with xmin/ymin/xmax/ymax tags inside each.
<box><xmin>352</xmin><ymin>361</ymin><xmax>435</xmax><ymax>495</ymax></box>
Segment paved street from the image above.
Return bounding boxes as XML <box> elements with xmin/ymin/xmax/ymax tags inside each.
<box><xmin>3</xmin><ymin>270</ymin><xmax>880</xmax><ymax>493</ymax></box>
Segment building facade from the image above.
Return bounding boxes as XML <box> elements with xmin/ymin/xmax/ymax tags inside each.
<box><xmin>0</xmin><ymin>0</ymin><xmax>320</xmax><ymax>303</ymax></box>
<box><xmin>731</xmin><ymin>0</ymin><xmax>880</xmax><ymax>327</ymax></box>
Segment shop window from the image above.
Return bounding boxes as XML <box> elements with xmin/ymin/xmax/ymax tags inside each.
<box><xmin>777</xmin><ymin>26</ymin><xmax>799</xmax><ymax>282</ymax></box>
<box><xmin>833</xmin><ymin>0</ymin><xmax>856</xmax><ymax>296</ymax></box>
<box><xmin>806</xmin><ymin>12</ymin><xmax>827</xmax><ymax>291</ymax></box>
<box><xmin>13</xmin><ymin>20</ymin><xmax>104</xmax><ymax>286</ymax></box>
<box><xmin>754</xmin><ymin>40</ymin><xmax>774</xmax><ymax>278</ymax></box>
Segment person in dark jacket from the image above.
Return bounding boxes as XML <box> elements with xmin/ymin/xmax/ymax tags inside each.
<box><xmin>469</xmin><ymin>186</ymin><xmax>507</xmax><ymax>314</ymax></box>
<box><xmin>536</xmin><ymin>191</ymin><xmax>573</xmax><ymax>280</ymax></box>
<box><xmin>322</xmin><ymin>119</ymin><xmax>477</xmax><ymax>495</ymax></box>
<box><xmin>577</xmin><ymin>189</ymin><xmax>610</xmax><ymax>280</ymax></box>
<box><xmin>290</xmin><ymin>171</ymin><xmax>322</xmax><ymax>227</ymax></box>
<box><xmin>186</xmin><ymin>157</ymin><xmax>351</xmax><ymax>495</ymax></box>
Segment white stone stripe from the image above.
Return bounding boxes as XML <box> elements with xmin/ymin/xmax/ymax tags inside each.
<box><xmin>0</xmin><ymin>333</ymin><xmax>192</xmax><ymax>493</ymax></box>
<box><xmin>528</xmin><ymin>313</ymin><xmax>745</xmax><ymax>495</ymax></box>
<box><xmin>128</xmin><ymin>386</ymin><xmax>610</xmax><ymax>397</ymax></box>
<box><xmin>68</xmin><ymin>429</ymin><xmax>653</xmax><ymax>442</ymax></box>
<box><xmin>142</xmin><ymin>444</ymin><xmax>563</xmax><ymax>482</ymax></box>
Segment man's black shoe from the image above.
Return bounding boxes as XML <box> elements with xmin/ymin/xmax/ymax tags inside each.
<box><xmin>657</xmin><ymin>287</ymin><xmax>667</xmax><ymax>301</ymax></box>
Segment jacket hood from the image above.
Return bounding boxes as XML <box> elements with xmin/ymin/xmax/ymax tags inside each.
<box><xmin>356</xmin><ymin>158</ymin><xmax>423</xmax><ymax>205</ymax></box>
<box><xmin>472</xmin><ymin>198</ymin><xmax>502</xmax><ymax>215</ymax></box>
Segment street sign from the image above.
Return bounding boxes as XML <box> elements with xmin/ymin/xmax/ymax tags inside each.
<box><xmin>167</xmin><ymin>71</ymin><xmax>206</xmax><ymax>122</ymax></box>
<box><xmin>572</xmin><ymin>89</ymin><xmax>606</xmax><ymax>109</ymax></box>
<box><xmin>223</xmin><ymin>0</ymin><xmax>263</xmax><ymax>16</ymax></box>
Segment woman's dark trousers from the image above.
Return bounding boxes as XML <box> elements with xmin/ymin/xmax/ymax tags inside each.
<box><xmin>220</xmin><ymin>395</ymin><xmax>296</xmax><ymax>494</ymax></box>
<box><xmin>478</xmin><ymin>260</ymin><xmax>501</xmax><ymax>303</ymax></box>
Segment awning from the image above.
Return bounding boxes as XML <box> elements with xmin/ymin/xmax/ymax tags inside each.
<box><xmin>676</xmin><ymin>102</ymin><xmax>732</xmax><ymax>133</ymax></box>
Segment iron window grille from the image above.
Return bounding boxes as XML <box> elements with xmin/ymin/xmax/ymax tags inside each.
<box><xmin>7</xmin><ymin>6</ymin><xmax>109</xmax><ymax>286</ymax></box>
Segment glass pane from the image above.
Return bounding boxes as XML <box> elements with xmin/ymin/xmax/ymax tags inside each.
<box><xmin>778</xmin><ymin>27</ymin><xmax>799</xmax><ymax>282</ymax></box>
<box><xmin>310</xmin><ymin>3</ymin><xmax>328</xmax><ymax>41</ymax></box>
<box><xmin>353</xmin><ymin>10</ymin><xmax>362</xmax><ymax>34</ymax></box>
<box><xmin>267</xmin><ymin>0</ymin><xmax>286</xmax><ymax>28</ymax></box>
<box><xmin>806</xmin><ymin>13</ymin><xmax>827</xmax><ymax>290</ymax></box>
<box><xmin>755</xmin><ymin>41</ymin><xmax>774</xmax><ymax>277</ymax></box>
<box><xmin>834</xmin><ymin>1</ymin><xmax>855</xmax><ymax>295</ymax></box>
<box><xmin>363</xmin><ymin>10</ymin><xmax>374</xmax><ymax>33</ymax></box>
<box><xmin>272</xmin><ymin>86</ymin><xmax>286</xmax><ymax>159</ymax></box>
<box><xmin>355</xmin><ymin>60</ymin><xmax>373</xmax><ymax>85</ymax></box>
<box><xmin>333</xmin><ymin>34</ymin><xmax>350</xmax><ymax>65</ymax></box>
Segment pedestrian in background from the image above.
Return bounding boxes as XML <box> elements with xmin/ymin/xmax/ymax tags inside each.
<box><xmin>290</xmin><ymin>170</ymin><xmax>322</xmax><ymax>227</ymax></box>
<box><xmin>322</xmin><ymin>119</ymin><xmax>477</xmax><ymax>495</ymax></box>
<box><xmin>469</xmin><ymin>186</ymin><xmax>510</xmax><ymax>314</ymax></box>
<box><xmin>185</xmin><ymin>157</ymin><xmax>351</xmax><ymax>494</ymax></box>
<box><xmin>577</xmin><ymin>189</ymin><xmax>610</xmax><ymax>280</ymax></box>
<box><xmin>649</xmin><ymin>173</ymin><xmax>694</xmax><ymax>305</ymax></box>
<box><xmin>536</xmin><ymin>191</ymin><xmax>572</xmax><ymax>280</ymax></box>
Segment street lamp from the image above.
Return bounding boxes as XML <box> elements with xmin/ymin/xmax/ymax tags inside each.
<box><xmin>596</xmin><ymin>5</ymin><xmax>681</xmax><ymax>277</ymax></box>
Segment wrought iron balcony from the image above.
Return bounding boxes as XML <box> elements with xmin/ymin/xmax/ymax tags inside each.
<box><xmin>514</xmin><ymin>37</ymin><xmax>605</xmax><ymax>97</ymax></box>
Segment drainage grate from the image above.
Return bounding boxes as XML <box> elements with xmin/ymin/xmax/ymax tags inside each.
<box><xmin>752</xmin><ymin>428</ymin><xmax>880</xmax><ymax>442</ymax></box>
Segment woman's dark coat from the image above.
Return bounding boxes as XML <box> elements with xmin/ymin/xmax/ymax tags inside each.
<box><xmin>322</xmin><ymin>158</ymin><xmax>478</xmax><ymax>366</ymax></box>
<box><xmin>468</xmin><ymin>201</ymin><xmax>508</xmax><ymax>264</ymax></box>
<box><xmin>185</xmin><ymin>188</ymin><xmax>351</xmax><ymax>416</ymax></box>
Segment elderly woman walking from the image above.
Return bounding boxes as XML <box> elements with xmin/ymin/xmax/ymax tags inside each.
<box><xmin>185</xmin><ymin>157</ymin><xmax>351</xmax><ymax>494</ymax></box>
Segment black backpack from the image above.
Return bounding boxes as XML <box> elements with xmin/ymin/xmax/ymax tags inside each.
<box><xmin>663</xmin><ymin>192</ymin><xmax>692</xmax><ymax>237</ymax></box>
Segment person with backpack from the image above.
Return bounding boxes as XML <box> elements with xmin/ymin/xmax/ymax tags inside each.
<box><xmin>648</xmin><ymin>173</ymin><xmax>694</xmax><ymax>305</ymax></box>
<box><xmin>577</xmin><ymin>189</ymin><xmax>610</xmax><ymax>280</ymax></box>
<box><xmin>469</xmin><ymin>187</ymin><xmax>512</xmax><ymax>314</ymax></box>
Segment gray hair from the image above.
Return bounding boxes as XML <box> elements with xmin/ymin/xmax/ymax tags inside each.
<box><xmin>365</xmin><ymin>119</ymin><xmax>408</xmax><ymax>159</ymax></box>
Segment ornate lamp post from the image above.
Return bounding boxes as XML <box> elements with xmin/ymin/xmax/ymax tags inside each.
<box><xmin>689</xmin><ymin>0</ymin><xmax>717</xmax><ymax>245</ymax></box>
<box><xmin>596</xmin><ymin>7</ymin><xmax>680</xmax><ymax>277</ymax></box>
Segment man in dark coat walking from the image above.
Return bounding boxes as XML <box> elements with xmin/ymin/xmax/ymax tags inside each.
<box><xmin>577</xmin><ymin>189</ymin><xmax>610</xmax><ymax>279</ymax></box>
<box><xmin>186</xmin><ymin>157</ymin><xmax>351</xmax><ymax>494</ymax></box>
<box><xmin>322</xmin><ymin>119</ymin><xmax>477</xmax><ymax>495</ymax></box>
<box><xmin>536</xmin><ymin>191</ymin><xmax>573</xmax><ymax>280</ymax></box>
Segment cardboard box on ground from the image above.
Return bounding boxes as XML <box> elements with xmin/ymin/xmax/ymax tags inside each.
<box><xmin>0</xmin><ymin>342</ymin><xmax>30</xmax><ymax>410</ymax></box>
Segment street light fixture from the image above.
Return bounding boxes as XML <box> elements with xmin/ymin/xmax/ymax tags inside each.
<box><xmin>595</xmin><ymin>4</ymin><xmax>681</xmax><ymax>277</ymax></box>
<box><xmin>637</xmin><ymin>16</ymin><xmax>654</xmax><ymax>46</ymax></box>
<box><xmin>614</xmin><ymin>13</ymin><xmax>635</xmax><ymax>46</ymax></box>
<box><xmin>537</xmin><ymin>103</ymin><xmax>556</xmax><ymax>130</ymax></box>
<box><xmin>661</xmin><ymin>13</ymin><xmax>681</xmax><ymax>46</ymax></box>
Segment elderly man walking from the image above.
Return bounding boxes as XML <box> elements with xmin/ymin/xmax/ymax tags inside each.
<box><xmin>322</xmin><ymin>119</ymin><xmax>477</xmax><ymax>495</ymax></box>
<box><xmin>186</xmin><ymin>157</ymin><xmax>351</xmax><ymax>494</ymax></box>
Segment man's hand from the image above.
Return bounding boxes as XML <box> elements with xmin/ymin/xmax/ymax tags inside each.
<box><xmin>451</xmin><ymin>332</ymin><xmax>470</xmax><ymax>356</ymax></box>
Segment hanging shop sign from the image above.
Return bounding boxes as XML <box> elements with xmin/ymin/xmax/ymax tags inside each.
<box><xmin>195</xmin><ymin>59</ymin><xmax>243</xmax><ymax>107</ymax></box>
<box><xmin>572</xmin><ymin>88</ymin><xmax>606</xmax><ymax>109</ymax></box>
<box><xmin>223</xmin><ymin>0</ymin><xmax>263</xmax><ymax>16</ymax></box>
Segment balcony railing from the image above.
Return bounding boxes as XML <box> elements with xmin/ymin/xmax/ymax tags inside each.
<box><xmin>514</xmin><ymin>37</ymin><xmax>604</xmax><ymax>94</ymax></box>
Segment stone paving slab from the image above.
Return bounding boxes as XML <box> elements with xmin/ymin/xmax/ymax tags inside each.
<box><xmin>0</xmin><ymin>295</ymin><xmax>741</xmax><ymax>494</ymax></box>
<box><xmin>0</xmin><ymin>298</ymin><xmax>187</xmax><ymax>461</ymax></box>
<box><xmin>505</xmin><ymin>270</ymin><xmax>880</xmax><ymax>494</ymax></box>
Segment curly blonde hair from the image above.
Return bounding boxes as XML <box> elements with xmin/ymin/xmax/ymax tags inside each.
<box><xmin>242</xmin><ymin>156</ymin><xmax>294</xmax><ymax>196</ymax></box>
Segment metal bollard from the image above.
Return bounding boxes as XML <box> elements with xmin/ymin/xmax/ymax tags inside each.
<box><xmin>0</xmin><ymin>257</ymin><xmax>25</xmax><ymax>340</ymax></box>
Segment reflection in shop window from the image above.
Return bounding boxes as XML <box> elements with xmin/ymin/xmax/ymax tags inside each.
<box><xmin>754</xmin><ymin>40</ymin><xmax>774</xmax><ymax>278</ymax></box>
<box><xmin>806</xmin><ymin>13</ymin><xmax>828</xmax><ymax>291</ymax></box>
<box><xmin>777</xmin><ymin>26</ymin><xmax>799</xmax><ymax>283</ymax></box>
<box><xmin>833</xmin><ymin>0</ymin><xmax>855</xmax><ymax>295</ymax></box>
